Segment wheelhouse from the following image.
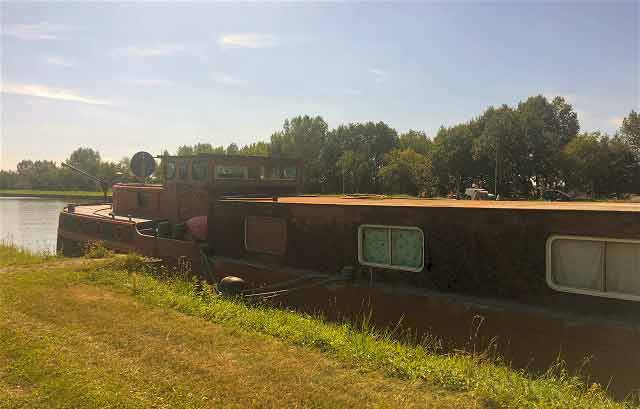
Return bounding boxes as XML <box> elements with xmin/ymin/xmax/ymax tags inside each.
<box><xmin>111</xmin><ymin>154</ymin><xmax>302</xmax><ymax>222</ymax></box>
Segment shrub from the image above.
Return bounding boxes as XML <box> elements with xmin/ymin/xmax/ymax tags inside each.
<box><xmin>84</xmin><ymin>241</ymin><xmax>114</xmax><ymax>259</ymax></box>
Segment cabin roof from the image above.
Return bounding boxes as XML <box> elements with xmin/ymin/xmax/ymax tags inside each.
<box><xmin>219</xmin><ymin>196</ymin><xmax>640</xmax><ymax>212</ymax></box>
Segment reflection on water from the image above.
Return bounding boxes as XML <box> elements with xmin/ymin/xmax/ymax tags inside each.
<box><xmin>0</xmin><ymin>197</ymin><xmax>70</xmax><ymax>253</ymax></box>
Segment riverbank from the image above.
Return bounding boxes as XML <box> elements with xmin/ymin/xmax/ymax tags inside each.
<box><xmin>0</xmin><ymin>246</ymin><xmax>633</xmax><ymax>408</ymax></box>
<box><xmin>0</xmin><ymin>189</ymin><xmax>110</xmax><ymax>200</ymax></box>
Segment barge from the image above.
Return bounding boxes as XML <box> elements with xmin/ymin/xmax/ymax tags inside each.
<box><xmin>57</xmin><ymin>152</ymin><xmax>640</xmax><ymax>397</ymax></box>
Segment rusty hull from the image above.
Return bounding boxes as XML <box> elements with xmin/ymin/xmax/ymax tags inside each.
<box><xmin>209</xmin><ymin>198</ymin><xmax>640</xmax><ymax>396</ymax></box>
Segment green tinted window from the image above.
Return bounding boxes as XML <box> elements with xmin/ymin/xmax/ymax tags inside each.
<box><xmin>283</xmin><ymin>165</ymin><xmax>297</xmax><ymax>179</ymax></box>
<box><xmin>391</xmin><ymin>229</ymin><xmax>423</xmax><ymax>269</ymax></box>
<box><xmin>362</xmin><ymin>227</ymin><xmax>390</xmax><ymax>265</ymax></box>
<box><xmin>177</xmin><ymin>161</ymin><xmax>188</xmax><ymax>179</ymax></box>
<box><xmin>216</xmin><ymin>165</ymin><xmax>248</xmax><ymax>179</ymax></box>
<box><xmin>192</xmin><ymin>160</ymin><xmax>208</xmax><ymax>181</ymax></box>
<box><xmin>359</xmin><ymin>225</ymin><xmax>424</xmax><ymax>271</ymax></box>
<box><xmin>165</xmin><ymin>161</ymin><xmax>176</xmax><ymax>179</ymax></box>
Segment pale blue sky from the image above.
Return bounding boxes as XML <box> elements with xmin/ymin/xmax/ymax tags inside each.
<box><xmin>1</xmin><ymin>1</ymin><xmax>638</xmax><ymax>170</ymax></box>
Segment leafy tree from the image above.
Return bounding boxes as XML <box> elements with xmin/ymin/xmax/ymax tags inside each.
<box><xmin>563</xmin><ymin>132</ymin><xmax>609</xmax><ymax>196</ymax></box>
<box><xmin>516</xmin><ymin>95</ymin><xmax>579</xmax><ymax>191</ymax></box>
<box><xmin>431</xmin><ymin>124</ymin><xmax>475</xmax><ymax>194</ymax></box>
<box><xmin>176</xmin><ymin>145</ymin><xmax>194</xmax><ymax>156</ymax></box>
<box><xmin>240</xmin><ymin>142</ymin><xmax>270</xmax><ymax>156</ymax></box>
<box><xmin>605</xmin><ymin>135</ymin><xmax>639</xmax><ymax>195</ymax></box>
<box><xmin>473</xmin><ymin>105</ymin><xmax>529</xmax><ymax>196</ymax></box>
<box><xmin>379</xmin><ymin>149</ymin><xmax>434</xmax><ymax>195</ymax></box>
<box><xmin>336</xmin><ymin>150</ymin><xmax>370</xmax><ymax>194</ymax></box>
<box><xmin>399</xmin><ymin>130</ymin><xmax>432</xmax><ymax>155</ymax></box>
<box><xmin>270</xmin><ymin>115</ymin><xmax>328</xmax><ymax>192</ymax></box>
<box><xmin>65</xmin><ymin>147</ymin><xmax>102</xmax><ymax>190</ymax></box>
<box><xmin>226</xmin><ymin>143</ymin><xmax>239</xmax><ymax>155</ymax></box>
<box><xmin>0</xmin><ymin>170</ymin><xmax>18</xmax><ymax>189</ymax></box>
<box><xmin>319</xmin><ymin>121</ymin><xmax>398</xmax><ymax>193</ymax></box>
<box><xmin>619</xmin><ymin>110</ymin><xmax>640</xmax><ymax>158</ymax></box>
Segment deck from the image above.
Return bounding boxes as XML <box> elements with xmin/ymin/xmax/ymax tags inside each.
<box><xmin>221</xmin><ymin>196</ymin><xmax>640</xmax><ymax>212</ymax></box>
<box><xmin>67</xmin><ymin>204</ymin><xmax>152</xmax><ymax>223</ymax></box>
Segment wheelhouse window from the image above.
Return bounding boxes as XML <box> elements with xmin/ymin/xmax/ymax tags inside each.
<box><xmin>191</xmin><ymin>160</ymin><xmax>208</xmax><ymax>181</ymax></box>
<box><xmin>177</xmin><ymin>161</ymin><xmax>188</xmax><ymax>180</ymax></box>
<box><xmin>216</xmin><ymin>165</ymin><xmax>248</xmax><ymax>179</ymax></box>
<box><xmin>358</xmin><ymin>225</ymin><xmax>424</xmax><ymax>272</ymax></box>
<box><xmin>546</xmin><ymin>235</ymin><xmax>640</xmax><ymax>301</ymax></box>
<box><xmin>165</xmin><ymin>160</ymin><xmax>176</xmax><ymax>180</ymax></box>
<box><xmin>260</xmin><ymin>165</ymin><xmax>297</xmax><ymax>180</ymax></box>
<box><xmin>283</xmin><ymin>165</ymin><xmax>297</xmax><ymax>179</ymax></box>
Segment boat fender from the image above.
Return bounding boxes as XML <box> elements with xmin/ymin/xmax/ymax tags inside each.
<box><xmin>218</xmin><ymin>276</ymin><xmax>246</xmax><ymax>297</ymax></box>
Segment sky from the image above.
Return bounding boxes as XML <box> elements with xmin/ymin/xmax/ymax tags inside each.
<box><xmin>1</xmin><ymin>1</ymin><xmax>638</xmax><ymax>170</ymax></box>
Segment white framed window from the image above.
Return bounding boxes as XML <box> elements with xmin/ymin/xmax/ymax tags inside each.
<box><xmin>546</xmin><ymin>235</ymin><xmax>640</xmax><ymax>302</ymax></box>
<box><xmin>358</xmin><ymin>225</ymin><xmax>424</xmax><ymax>272</ymax></box>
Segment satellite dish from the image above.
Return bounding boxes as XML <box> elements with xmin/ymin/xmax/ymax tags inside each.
<box><xmin>130</xmin><ymin>151</ymin><xmax>156</xmax><ymax>179</ymax></box>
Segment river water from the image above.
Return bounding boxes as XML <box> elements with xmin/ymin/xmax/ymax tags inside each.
<box><xmin>0</xmin><ymin>197</ymin><xmax>70</xmax><ymax>254</ymax></box>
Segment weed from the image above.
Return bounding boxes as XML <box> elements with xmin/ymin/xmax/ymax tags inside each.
<box><xmin>83</xmin><ymin>241</ymin><xmax>114</xmax><ymax>259</ymax></box>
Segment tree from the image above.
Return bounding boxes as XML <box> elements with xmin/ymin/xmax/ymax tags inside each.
<box><xmin>239</xmin><ymin>142</ymin><xmax>270</xmax><ymax>156</ymax></box>
<box><xmin>563</xmin><ymin>132</ymin><xmax>610</xmax><ymax>196</ymax></box>
<box><xmin>378</xmin><ymin>149</ymin><xmax>434</xmax><ymax>196</ymax></box>
<box><xmin>605</xmin><ymin>135</ymin><xmax>639</xmax><ymax>195</ymax></box>
<box><xmin>270</xmin><ymin>115</ymin><xmax>328</xmax><ymax>192</ymax></box>
<box><xmin>473</xmin><ymin>105</ymin><xmax>529</xmax><ymax>196</ymax></box>
<box><xmin>619</xmin><ymin>110</ymin><xmax>640</xmax><ymax>158</ymax></box>
<box><xmin>516</xmin><ymin>95</ymin><xmax>579</xmax><ymax>191</ymax></box>
<box><xmin>176</xmin><ymin>145</ymin><xmax>194</xmax><ymax>156</ymax></box>
<box><xmin>0</xmin><ymin>170</ymin><xmax>18</xmax><ymax>189</ymax></box>
<box><xmin>65</xmin><ymin>148</ymin><xmax>102</xmax><ymax>190</ymax></box>
<box><xmin>318</xmin><ymin>121</ymin><xmax>398</xmax><ymax>193</ymax></box>
<box><xmin>226</xmin><ymin>143</ymin><xmax>239</xmax><ymax>155</ymax></box>
<box><xmin>336</xmin><ymin>150</ymin><xmax>370</xmax><ymax>194</ymax></box>
<box><xmin>399</xmin><ymin>130</ymin><xmax>432</xmax><ymax>155</ymax></box>
<box><xmin>431</xmin><ymin>124</ymin><xmax>475</xmax><ymax>194</ymax></box>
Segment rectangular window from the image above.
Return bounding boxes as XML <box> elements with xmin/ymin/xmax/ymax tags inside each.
<box><xmin>191</xmin><ymin>160</ymin><xmax>208</xmax><ymax>181</ymax></box>
<box><xmin>216</xmin><ymin>165</ymin><xmax>248</xmax><ymax>179</ymax></box>
<box><xmin>177</xmin><ymin>161</ymin><xmax>188</xmax><ymax>179</ymax></box>
<box><xmin>283</xmin><ymin>165</ymin><xmax>297</xmax><ymax>179</ymax></box>
<box><xmin>358</xmin><ymin>225</ymin><xmax>424</xmax><ymax>272</ymax></box>
<box><xmin>546</xmin><ymin>235</ymin><xmax>640</xmax><ymax>301</ymax></box>
<box><xmin>260</xmin><ymin>165</ymin><xmax>297</xmax><ymax>180</ymax></box>
<box><xmin>245</xmin><ymin>216</ymin><xmax>287</xmax><ymax>255</ymax></box>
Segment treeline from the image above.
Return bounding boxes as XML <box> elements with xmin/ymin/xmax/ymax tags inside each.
<box><xmin>0</xmin><ymin>148</ymin><xmax>136</xmax><ymax>191</ymax></box>
<box><xmin>2</xmin><ymin>94</ymin><xmax>639</xmax><ymax>197</ymax></box>
<box><xmin>172</xmin><ymin>95</ymin><xmax>639</xmax><ymax>197</ymax></box>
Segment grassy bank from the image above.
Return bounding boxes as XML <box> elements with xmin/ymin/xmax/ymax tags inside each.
<box><xmin>0</xmin><ymin>246</ymin><xmax>634</xmax><ymax>408</ymax></box>
<box><xmin>0</xmin><ymin>241</ymin><xmax>58</xmax><ymax>267</ymax></box>
<box><xmin>0</xmin><ymin>189</ymin><xmax>110</xmax><ymax>199</ymax></box>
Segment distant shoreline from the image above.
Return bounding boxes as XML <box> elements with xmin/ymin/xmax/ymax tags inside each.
<box><xmin>0</xmin><ymin>189</ymin><xmax>112</xmax><ymax>200</ymax></box>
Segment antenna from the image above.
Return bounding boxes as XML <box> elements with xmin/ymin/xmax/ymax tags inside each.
<box><xmin>61</xmin><ymin>162</ymin><xmax>110</xmax><ymax>202</ymax></box>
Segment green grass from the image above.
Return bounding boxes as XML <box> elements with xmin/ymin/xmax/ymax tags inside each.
<box><xmin>0</xmin><ymin>245</ymin><xmax>636</xmax><ymax>408</ymax></box>
<box><xmin>0</xmin><ymin>249</ymin><xmax>475</xmax><ymax>408</ymax></box>
<box><xmin>0</xmin><ymin>189</ymin><xmax>110</xmax><ymax>198</ymax></box>
<box><xmin>94</xmin><ymin>259</ymin><xmax>632</xmax><ymax>409</ymax></box>
<box><xmin>0</xmin><ymin>241</ymin><xmax>57</xmax><ymax>266</ymax></box>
